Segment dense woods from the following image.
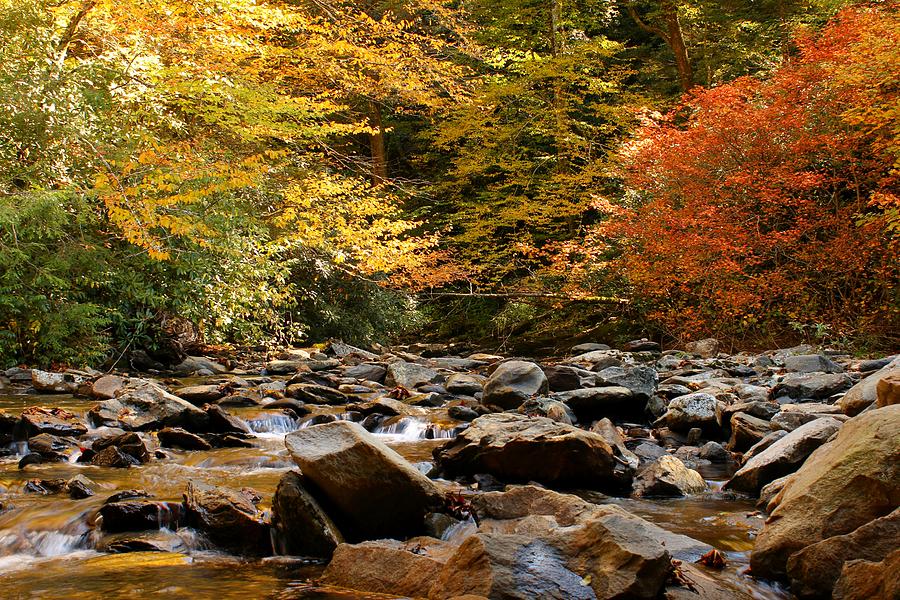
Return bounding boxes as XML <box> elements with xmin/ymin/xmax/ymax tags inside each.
<box><xmin>1</xmin><ymin>0</ymin><xmax>897</xmax><ymax>366</ymax></box>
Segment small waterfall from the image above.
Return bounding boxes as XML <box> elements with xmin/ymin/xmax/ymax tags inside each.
<box><xmin>441</xmin><ymin>518</ymin><xmax>478</xmax><ymax>543</ymax></box>
<box><xmin>246</xmin><ymin>414</ymin><xmax>300</xmax><ymax>435</ymax></box>
<box><xmin>372</xmin><ymin>417</ymin><xmax>459</xmax><ymax>441</ymax></box>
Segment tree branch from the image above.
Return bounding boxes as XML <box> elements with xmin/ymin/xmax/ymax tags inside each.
<box><xmin>625</xmin><ymin>2</ymin><xmax>670</xmax><ymax>44</ymax></box>
<box><xmin>56</xmin><ymin>0</ymin><xmax>97</xmax><ymax>61</ymax></box>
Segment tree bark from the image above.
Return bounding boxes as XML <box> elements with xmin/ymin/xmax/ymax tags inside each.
<box><xmin>368</xmin><ymin>100</ymin><xmax>387</xmax><ymax>182</ymax></box>
<box><xmin>626</xmin><ymin>0</ymin><xmax>694</xmax><ymax>92</ymax></box>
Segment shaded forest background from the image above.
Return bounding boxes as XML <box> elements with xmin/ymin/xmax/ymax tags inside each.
<box><xmin>1</xmin><ymin>0</ymin><xmax>897</xmax><ymax>367</ymax></box>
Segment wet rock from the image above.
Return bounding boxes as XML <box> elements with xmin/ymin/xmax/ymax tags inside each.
<box><xmin>786</xmin><ymin>507</ymin><xmax>900</xmax><ymax>599</ymax></box>
<box><xmin>634</xmin><ymin>455</ymin><xmax>707</xmax><ymax>497</ymax></box>
<box><xmin>385</xmin><ymin>361</ymin><xmax>441</xmax><ymax>389</ymax></box>
<box><xmin>433</xmin><ymin>413</ymin><xmax>622</xmax><ymax>490</ymax></box>
<box><xmin>727</xmin><ymin>412</ymin><xmax>772</xmax><ymax>452</ymax></box>
<box><xmin>104</xmin><ymin>489</ymin><xmax>151</xmax><ymax>504</ymax></box>
<box><xmin>840</xmin><ymin>356</ymin><xmax>900</xmax><ymax>416</ymax></box>
<box><xmin>91</xmin><ymin>446</ymin><xmax>140</xmax><ymax>468</ymax></box>
<box><xmin>771</xmin><ymin>372</ymin><xmax>853</xmax><ymax>401</ymax></box>
<box><xmin>285</xmin><ymin>421</ymin><xmax>442</xmax><ymax>541</ymax></box>
<box><xmin>321</xmin><ymin>537</ymin><xmax>455</xmax><ymax>597</ymax></box>
<box><xmin>783</xmin><ymin>354</ymin><xmax>843</xmax><ymax>374</ymax></box>
<box><xmin>447</xmin><ymin>405</ymin><xmax>479</xmax><ymax>422</ymax></box>
<box><xmin>175</xmin><ymin>384</ymin><xmax>225</xmax><ymax>404</ymax></box>
<box><xmin>158</xmin><ymin>427</ymin><xmax>212</xmax><ymax>451</ymax></box>
<box><xmin>272</xmin><ymin>471</ymin><xmax>343</xmax><ymax>558</ymax></box>
<box><xmin>88</xmin><ymin>382</ymin><xmax>208</xmax><ymax>432</ymax></box>
<box><xmin>832</xmin><ymin>548</ymin><xmax>900</xmax><ymax>600</ymax></box>
<box><xmin>92</xmin><ymin>431</ymin><xmax>151</xmax><ymax>463</ymax></box>
<box><xmin>481</xmin><ymin>361</ymin><xmax>548</xmax><ymax>410</ymax></box>
<box><xmin>556</xmin><ymin>386</ymin><xmax>636</xmax><ymax>421</ymax></box>
<box><xmin>725</xmin><ymin>417</ymin><xmax>842</xmax><ymax>495</ymax></box>
<box><xmin>90</xmin><ymin>375</ymin><xmax>129</xmax><ymax>399</ymax></box>
<box><xmin>19</xmin><ymin>407</ymin><xmax>87</xmax><ymax>437</ymax></box>
<box><xmin>343</xmin><ymin>363</ymin><xmax>387</xmax><ymax>383</ymax></box>
<box><xmin>17</xmin><ymin>453</ymin><xmax>43</xmax><ymax>469</ymax></box>
<box><xmin>67</xmin><ymin>474</ymin><xmax>95</xmax><ymax>499</ymax></box>
<box><xmin>97</xmin><ymin>530</ymin><xmax>189</xmax><ymax>554</ymax></box>
<box><xmin>99</xmin><ymin>500</ymin><xmax>186</xmax><ymax>533</ymax></box>
<box><xmin>684</xmin><ymin>338</ymin><xmax>720</xmax><ymax>358</ymax></box>
<box><xmin>590</xmin><ymin>418</ymin><xmax>640</xmax><ymax>472</ymax></box>
<box><xmin>31</xmin><ymin>370</ymin><xmax>81</xmax><ymax>393</ymax></box>
<box><xmin>445</xmin><ymin>373</ymin><xmax>487</xmax><ymax>396</ymax></box>
<box><xmin>185</xmin><ymin>480</ymin><xmax>270</xmax><ymax>556</ymax></box>
<box><xmin>286</xmin><ymin>383</ymin><xmax>348</xmax><ymax>405</ymax></box>
<box><xmin>750</xmin><ymin>405</ymin><xmax>900</xmax><ymax>580</ymax></box>
<box><xmin>24</xmin><ymin>478</ymin><xmax>68</xmax><ymax>494</ymax></box>
<box><xmin>262</xmin><ymin>398</ymin><xmax>310</xmax><ymax>418</ymax></box>
<box><xmin>655</xmin><ymin>393</ymin><xmax>719</xmax><ymax>433</ymax></box>
<box><xmin>26</xmin><ymin>433</ymin><xmax>80</xmax><ymax>462</ymax></box>
<box><xmin>204</xmin><ymin>404</ymin><xmax>251</xmax><ymax>434</ymax></box>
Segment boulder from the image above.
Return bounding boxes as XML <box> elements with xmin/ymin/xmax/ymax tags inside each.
<box><xmin>88</xmin><ymin>382</ymin><xmax>208</xmax><ymax>431</ymax></box>
<box><xmin>656</xmin><ymin>393</ymin><xmax>718</xmax><ymax>433</ymax></box>
<box><xmin>184</xmin><ymin>480</ymin><xmax>270</xmax><ymax>556</ymax></box>
<box><xmin>343</xmin><ymin>363</ymin><xmax>387</xmax><ymax>383</ymax></box>
<box><xmin>750</xmin><ymin>405</ymin><xmax>900</xmax><ymax>580</ymax></box>
<box><xmin>31</xmin><ymin>370</ymin><xmax>81</xmax><ymax>393</ymax></box>
<box><xmin>876</xmin><ymin>372</ymin><xmax>900</xmax><ymax>408</ymax></box>
<box><xmin>518</xmin><ymin>397</ymin><xmax>575</xmax><ymax>425</ymax></box>
<box><xmin>284</xmin><ymin>421</ymin><xmax>442</xmax><ymax>541</ymax></box>
<box><xmin>840</xmin><ymin>357</ymin><xmax>900</xmax><ymax>416</ymax></box>
<box><xmin>90</xmin><ymin>375</ymin><xmax>129</xmax><ymax>399</ymax></box>
<box><xmin>633</xmin><ymin>455</ymin><xmax>707</xmax><ymax>497</ymax></box>
<box><xmin>542</xmin><ymin>365</ymin><xmax>582</xmax><ymax>392</ymax></box>
<box><xmin>725</xmin><ymin>417</ymin><xmax>842</xmax><ymax>495</ymax></box>
<box><xmin>204</xmin><ymin>404</ymin><xmax>252</xmax><ymax>434</ymax></box>
<box><xmin>481</xmin><ymin>361</ymin><xmax>549</xmax><ymax>409</ymax></box>
<box><xmin>556</xmin><ymin>386</ymin><xmax>637</xmax><ymax>421</ymax></box>
<box><xmin>19</xmin><ymin>407</ymin><xmax>87</xmax><ymax>437</ymax></box>
<box><xmin>570</xmin><ymin>343</ymin><xmax>611</xmax><ymax>354</ymax></box>
<box><xmin>594</xmin><ymin>365</ymin><xmax>658</xmax><ymax>401</ymax></box>
<box><xmin>92</xmin><ymin>431</ymin><xmax>151</xmax><ymax>463</ymax></box>
<box><xmin>99</xmin><ymin>500</ymin><xmax>186</xmax><ymax>533</ymax></box>
<box><xmin>445</xmin><ymin>373</ymin><xmax>487</xmax><ymax>396</ymax></box>
<box><xmin>832</xmin><ymin>548</ymin><xmax>900</xmax><ymax>600</ymax></box>
<box><xmin>175</xmin><ymin>384</ymin><xmax>224</xmax><ymax>404</ymax></box>
<box><xmin>783</xmin><ymin>354</ymin><xmax>843</xmax><ymax>374</ymax></box>
<box><xmin>26</xmin><ymin>433</ymin><xmax>79</xmax><ymax>462</ymax></box>
<box><xmin>271</xmin><ymin>471</ymin><xmax>343</xmax><ymax>558</ymax></box>
<box><xmin>433</xmin><ymin>413</ymin><xmax>622</xmax><ymax>490</ymax></box>
<box><xmin>771</xmin><ymin>372</ymin><xmax>853</xmax><ymax>401</ymax></box>
<box><xmin>726</xmin><ymin>412</ymin><xmax>772</xmax><ymax>452</ymax></box>
<box><xmin>90</xmin><ymin>446</ymin><xmax>140</xmax><ymax>468</ymax></box>
<box><xmin>385</xmin><ymin>361</ymin><xmax>441</xmax><ymax>389</ymax></box>
<box><xmin>286</xmin><ymin>383</ymin><xmax>348</xmax><ymax>405</ymax></box>
<box><xmin>321</xmin><ymin>537</ymin><xmax>455</xmax><ymax>597</ymax></box>
<box><xmin>158</xmin><ymin>427</ymin><xmax>212</xmax><ymax>451</ymax></box>
<box><xmin>786</xmin><ymin>508</ymin><xmax>900</xmax><ymax>599</ymax></box>
<box><xmin>685</xmin><ymin>338</ymin><xmax>720</xmax><ymax>358</ymax></box>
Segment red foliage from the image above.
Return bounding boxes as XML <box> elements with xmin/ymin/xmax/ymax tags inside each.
<box><xmin>599</xmin><ymin>3</ymin><xmax>900</xmax><ymax>342</ymax></box>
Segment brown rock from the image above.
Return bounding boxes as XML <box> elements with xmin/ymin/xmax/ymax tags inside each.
<box><xmin>633</xmin><ymin>455</ymin><xmax>707</xmax><ymax>497</ymax></box>
<box><xmin>832</xmin><ymin>548</ymin><xmax>900</xmax><ymax>600</ymax></box>
<box><xmin>271</xmin><ymin>471</ymin><xmax>343</xmax><ymax>558</ymax></box>
<box><xmin>786</xmin><ymin>508</ymin><xmax>900</xmax><ymax>599</ymax></box>
<box><xmin>433</xmin><ymin>413</ymin><xmax>621</xmax><ymax>490</ymax></box>
<box><xmin>876</xmin><ymin>372</ymin><xmax>900</xmax><ymax>408</ymax></box>
<box><xmin>184</xmin><ymin>480</ymin><xmax>270</xmax><ymax>556</ymax></box>
<box><xmin>750</xmin><ymin>405</ymin><xmax>900</xmax><ymax>580</ymax></box>
<box><xmin>840</xmin><ymin>357</ymin><xmax>900</xmax><ymax>416</ymax></box>
<box><xmin>285</xmin><ymin>421</ymin><xmax>442</xmax><ymax>541</ymax></box>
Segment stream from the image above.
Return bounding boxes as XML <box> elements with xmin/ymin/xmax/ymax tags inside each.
<box><xmin>0</xmin><ymin>376</ymin><xmax>790</xmax><ymax>599</ymax></box>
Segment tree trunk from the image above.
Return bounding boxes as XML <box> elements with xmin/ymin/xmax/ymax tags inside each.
<box><xmin>661</xmin><ymin>1</ymin><xmax>693</xmax><ymax>91</ymax></box>
<box><xmin>368</xmin><ymin>100</ymin><xmax>387</xmax><ymax>182</ymax></box>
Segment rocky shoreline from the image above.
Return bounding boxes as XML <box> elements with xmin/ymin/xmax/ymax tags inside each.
<box><xmin>1</xmin><ymin>339</ymin><xmax>898</xmax><ymax>599</ymax></box>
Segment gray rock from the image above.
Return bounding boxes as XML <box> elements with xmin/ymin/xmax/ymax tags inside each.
<box><xmin>556</xmin><ymin>386</ymin><xmax>636</xmax><ymax>421</ymax></box>
<box><xmin>384</xmin><ymin>361</ymin><xmax>441</xmax><ymax>389</ymax></box>
<box><xmin>174</xmin><ymin>356</ymin><xmax>227</xmax><ymax>375</ymax></box>
<box><xmin>771</xmin><ymin>372</ymin><xmax>853</xmax><ymax>401</ymax></box>
<box><xmin>840</xmin><ymin>356</ymin><xmax>900</xmax><ymax>416</ymax></box>
<box><xmin>684</xmin><ymin>338</ymin><xmax>720</xmax><ymax>358</ymax></box>
<box><xmin>595</xmin><ymin>365</ymin><xmax>658</xmax><ymax>401</ymax></box>
<box><xmin>482</xmin><ymin>361</ymin><xmax>549</xmax><ymax>410</ymax></box>
<box><xmin>31</xmin><ymin>370</ymin><xmax>81</xmax><ymax>394</ymax></box>
<box><xmin>783</xmin><ymin>354</ymin><xmax>843</xmax><ymax>374</ymax></box>
<box><xmin>343</xmin><ymin>363</ymin><xmax>387</xmax><ymax>383</ymax></box>
<box><xmin>88</xmin><ymin>382</ymin><xmax>208</xmax><ymax>432</ymax></box>
<box><xmin>445</xmin><ymin>372</ymin><xmax>487</xmax><ymax>396</ymax></box>
<box><xmin>656</xmin><ymin>393</ymin><xmax>719</xmax><ymax>433</ymax></box>
<box><xmin>634</xmin><ymin>455</ymin><xmax>707</xmax><ymax>497</ymax></box>
<box><xmin>570</xmin><ymin>343</ymin><xmax>611</xmax><ymax>354</ymax></box>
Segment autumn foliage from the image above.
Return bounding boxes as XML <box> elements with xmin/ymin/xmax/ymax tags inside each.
<box><xmin>592</xmin><ymin>3</ymin><xmax>900</xmax><ymax>343</ymax></box>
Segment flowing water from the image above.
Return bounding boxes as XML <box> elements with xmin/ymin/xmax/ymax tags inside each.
<box><xmin>0</xmin><ymin>383</ymin><xmax>789</xmax><ymax>599</ymax></box>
